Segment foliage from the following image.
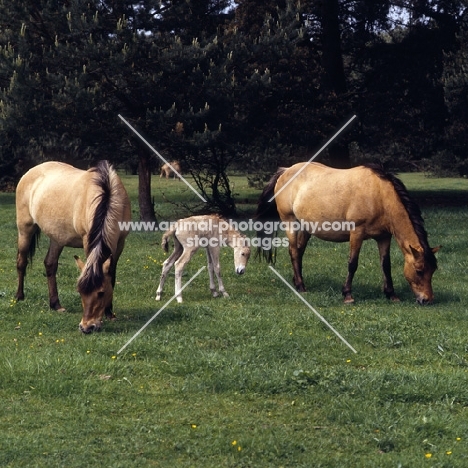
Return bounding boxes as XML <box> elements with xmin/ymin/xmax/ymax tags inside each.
<box><xmin>443</xmin><ymin>17</ymin><xmax>468</xmax><ymax>176</ymax></box>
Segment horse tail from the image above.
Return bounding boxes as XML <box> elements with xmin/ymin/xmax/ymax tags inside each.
<box><xmin>254</xmin><ymin>167</ymin><xmax>286</xmax><ymax>264</ymax></box>
<box><xmin>161</xmin><ymin>225</ymin><xmax>177</xmax><ymax>253</ymax></box>
<box><xmin>27</xmin><ymin>228</ymin><xmax>41</xmax><ymax>267</ymax></box>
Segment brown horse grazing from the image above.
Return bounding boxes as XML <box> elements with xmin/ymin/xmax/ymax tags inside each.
<box><xmin>255</xmin><ymin>162</ymin><xmax>440</xmax><ymax>304</ymax></box>
<box><xmin>15</xmin><ymin>161</ymin><xmax>131</xmax><ymax>333</ymax></box>
<box><xmin>160</xmin><ymin>161</ymin><xmax>181</xmax><ymax>180</ymax></box>
<box><xmin>156</xmin><ymin>214</ymin><xmax>251</xmax><ymax>303</ymax></box>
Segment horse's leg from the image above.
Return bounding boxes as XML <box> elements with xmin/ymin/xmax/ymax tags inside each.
<box><xmin>155</xmin><ymin>241</ymin><xmax>183</xmax><ymax>300</ymax></box>
<box><xmin>44</xmin><ymin>240</ymin><xmax>65</xmax><ymax>311</ymax></box>
<box><xmin>342</xmin><ymin>234</ymin><xmax>364</xmax><ymax>304</ymax></box>
<box><xmin>103</xmin><ymin>235</ymin><xmax>129</xmax><ymax>320</ymax></box>
<box><xmin>105</xmin><ymin>252</ymin><xmax>119</xmax><ymax>320</ymax></box>
<box><xmin>287</xmin><ymin>229</ymin><xmax>311</xmax><ymax>292</ymax></box>
<box><xmin>377</xmin><ymin>236</ymin><xmax>400</xmax><ymax>302</ymax></box>
<box><xmin>205</xmin><ymin>247</ymin><xmax>218</xmax><ymax>297</ymax></box>
<box><xmin>15</xmin><ymin>225</ymin><xmax>38</xmax><ymax>301</ymax></box>
<box><xmin>209</xmin><ymin>246</ymin><xmax>228</xmax><ymax>298</ymax></box>
<box><xmin>174</xmin><ymin>248</ymin><xmax>197</xmax><ymax>303</ymax></box>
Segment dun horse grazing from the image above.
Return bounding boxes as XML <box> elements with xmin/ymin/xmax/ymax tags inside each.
<box><xmin>156</xmin><ymin>214</ymin><xmax>251</xmax><ymax>303</ymax></box>
<box><xmin>160</xmin><ymin>161</ymin><xmax>181</xmax><ymax>180</ymax></box>
<box><xmin>256</xmin><ymin>162</ymin><xmax>439</xmax><ymax>304</ymax></box>
<box><xmin>15</xmin><ymin>160</ymin><xmax>131</xmax><ymax>333</ymax></box>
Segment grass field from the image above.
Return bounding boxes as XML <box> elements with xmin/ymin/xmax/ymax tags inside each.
<box><xmin>0</xmin><ymin>171</ymin><xmax>468</xmax><ymax>467</ymax></box>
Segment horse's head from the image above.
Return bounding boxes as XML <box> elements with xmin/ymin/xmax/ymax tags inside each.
<box><xmin>74</xmin><ymin>256</ymin><xmax>114</xmax><ymax>333</ymax></box>
<box><xmin>233</xmin><ymin>244</ymin><xmax>251</xmax><ymax>275</ymax></box>
<box><xmin>404</xmin><ymin>245</ymin><xmax>440</xmax><ymax>305</ymax></box>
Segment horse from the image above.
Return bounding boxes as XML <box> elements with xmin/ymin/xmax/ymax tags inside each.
<box><xmin>160</xmin><ymin>161</ymin><xmax>181</xmax><ymax>180</ymax></box>
<box><xmin>155</xmin><ymin>214</ymin><xmax>251</xmax><ymax>303</ymax></box>
<box><xmin>255</xmin><ymin>162</ymin><xmax>439</xmax><ymax>305</ymax></box>
<box><xmin>15</xmin><ymin>160</ymin><xmax>131</xmax><ymax>333</ymax></box>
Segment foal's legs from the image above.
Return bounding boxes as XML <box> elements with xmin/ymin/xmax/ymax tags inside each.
<box><xmin>206</xmin><ymin>246</ymin><xmax>228</xmax><ymax>298</ymax></box>
<box><xmin>342</xmin><ymin>233</ymin><xmax>364</xmax><ymax>304</ymax></box>
<box><xmin>155</xmin><ymin>240</ymin><xmax>184</xmax><ymax>301</ymax></box>
<box><xmin>174</xmin><ymin>248</ymin><xmax>198</xmax><ymax>303</ymax></box>
<box><xmin>206</xmin><ymin>248</ymin><xmax>217</xmax><ymax>297</ymax></box>
<box><xmin>286</xmin><ymin>229</ymin><xmax>311</xmax><ymax>292</ymax></box>
<box><xmin>44</xmin><ymin>240</ymin><xmax>65</xmax><ymax>311</ymax></box>
<box><xmin>377</xmin><ymin>236</ymin><xmax>400</xmax><ymax>301</ymax></box>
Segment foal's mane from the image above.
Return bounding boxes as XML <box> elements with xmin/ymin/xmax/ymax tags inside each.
<box><xmin>364</xmin><ymin>163</ymin><xmax>437</xmax><ymax>268</ymax></box>
<box><xmin>77</xmin><ymin>160</ymin><xmax>120</xmax><ymax>294</ymax></box>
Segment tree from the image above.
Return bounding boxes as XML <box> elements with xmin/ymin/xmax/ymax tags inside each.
<box><xmin>443</xmin><ymin>17</ymin><xmax>468</xmax><ymax>175</ymax></box>
<box><xmin>0</xmin><ymin>1</ymin><xmax>237</xmax><ymax>217</ymax></box>
<box><xmin>352</xmin><ymin>1</ymin><xmax>466</xmax><ymax>169</ymax></box>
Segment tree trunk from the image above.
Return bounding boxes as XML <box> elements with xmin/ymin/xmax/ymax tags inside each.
<box><xmin>137</xmin><ymin>152</ymin><xmax>157</xmax><ymax>222</ymax></box>
<box><xmin>320</xmin><ymin>0</ymin><xmax>351</xmax><ymax>169</ymax></box>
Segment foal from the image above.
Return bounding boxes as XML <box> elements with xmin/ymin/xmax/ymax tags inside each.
<box><xmin>156</xmin><ymin>214</ymin><xmax>251</xmax><ymax>303</ymax></box>
<box><xmin>160</xmin><ymin>161</ymin><xmax>181</xmax><ymax>180</ymax></box>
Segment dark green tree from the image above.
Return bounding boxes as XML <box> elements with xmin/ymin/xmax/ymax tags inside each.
<box><xmin>443</xmin><ymin>17</ymin><xmax>468</xmax><ymax>175</ymax></box>
<box><xmin>353</xmin><ymin>1</ymin><xmax>466</xmax><ymax>169</ymax></box>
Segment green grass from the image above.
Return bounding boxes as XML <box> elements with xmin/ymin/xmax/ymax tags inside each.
<box><xmin>0</xmin><ymin>174</ymin><xmax>468</xmax><ymax>467</ymax></box>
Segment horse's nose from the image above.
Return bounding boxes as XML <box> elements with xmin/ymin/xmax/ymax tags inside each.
<box><xmin>79</xmin><ymin>322</ymin><xmax>101</xmax><ymax>334</ymax></box>
<box><xmin>417</xmin><ymin>296</ymin><xmax>433</xmax><ymax>306</ymax></box>
<box><xmin>236</xmin><ymin>267</ymin><xmax>245</xmax><ymax>275</ymax></box>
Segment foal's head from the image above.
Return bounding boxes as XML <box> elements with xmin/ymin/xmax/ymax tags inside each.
<box><xmin>404</xmin><ymin>245</ymin><xmax>440</xmax><ymax>305</ymax></box>
<box><xmin>233</xmin><ymin>241</ymin><xmax>251</xmax><ymax>275</ymax></box>
<box><xmin>75</xmin><ymin>256</ymin><xmax>114</xmax><ymax>333</ymax></box>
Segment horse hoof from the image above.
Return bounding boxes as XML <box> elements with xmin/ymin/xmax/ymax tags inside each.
<box><xmin>56</xmin><ymin>307</ymin><xmax>66</xmax><ymax>312</ymax></box>
<box><xmin>212</xmin><ymin>291</ymin><xmax>219</xmax><ymax>298</ymax></box>
<box><xmin>391</xmin><ymin>296</ymin><xmax>401</xmax><ymax>302</ymax></box>
<box><xmin>155</xmin><ymin>295</ymin><xmax>161</xmax><ymax>301</ymax></box>
<box><xmin>344</xmin><ymin>297</ymin><xmax>355</xmax><ymax>304</ymax></box>
<box><xmin>222</xmin><ymin>292</ymin><xmax>229</xmax><ymax>298</ymax></box>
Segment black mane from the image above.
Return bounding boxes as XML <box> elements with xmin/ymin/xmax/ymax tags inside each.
<box><xmin>77</xmin><ymin>160</ymin><xmax>113</xmax><ymax>294</ymax></box>
<box><xmin>364</xmin><ymin>163</ymin><xmax>437</xmax><ymax>269</ymax></box>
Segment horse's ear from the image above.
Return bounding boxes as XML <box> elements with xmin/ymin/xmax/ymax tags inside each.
<box><xmin>103</xmin><ymin>255</ymin><xmax>113</xmax><ymax>274</ymax></box>
<box><xmin>409</xmin><ymin>245</ymin><xmax>423</xmax><ymax>259</ymax></box>
<box><xmin>431</xmin><ymin>245</ymin><xmax>441</xmax><ymax>254</ymax></box>
<box><xmin>74</xmin><ymin>255</ymin><xmax>85</xmax><ymax>271</ymax></box>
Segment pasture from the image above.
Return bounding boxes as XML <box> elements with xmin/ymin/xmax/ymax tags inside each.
<box><xmin>0</xmin><ymin>171</ymin><xmax>468</xmax><ymax>467</ymax></box>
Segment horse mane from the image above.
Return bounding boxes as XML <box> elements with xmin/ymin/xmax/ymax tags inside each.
<box><xmin>364</xmin><ymin>163</ymin><xmax>437</xmax><ymax>269</ymax></box>
<box><xmin>77</xmin><ymin>160</ymin><xmax>121</xmax><ymax>294</ymax></box>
